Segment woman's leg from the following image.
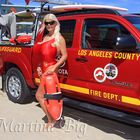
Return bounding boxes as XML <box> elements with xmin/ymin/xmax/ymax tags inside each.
<box><xmin>35</xmin><ymin>83</ymin><xmax>55</xmax><ymax>125</ymax></box>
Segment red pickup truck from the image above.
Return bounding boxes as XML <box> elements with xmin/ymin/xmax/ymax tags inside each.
<box><xmin>1</xmin><ymin>4</ymin><xmax>140</xmax><ymax>125</ymax></box>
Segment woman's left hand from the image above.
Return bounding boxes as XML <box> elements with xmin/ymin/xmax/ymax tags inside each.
<box><xmin>37</xmin><ymin>66</ymin><xmax>42</xmax><ymax>77</ymax></box>
<box><xmin>44</xmin><ymin>65</ymin><xmax>56</xmax><ymax>75</ymax></box>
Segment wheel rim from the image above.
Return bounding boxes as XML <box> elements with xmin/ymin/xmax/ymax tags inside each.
<box><xmin>7</xmin><ymin>75</ymin><xmax>22</xmax><ymax>98</ymax></box>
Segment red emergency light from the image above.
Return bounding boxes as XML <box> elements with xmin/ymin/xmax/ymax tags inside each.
<box><xmin>25</xmin><ymin>0</ymin><xmax>30</xmax><ymax>5</ymax></box>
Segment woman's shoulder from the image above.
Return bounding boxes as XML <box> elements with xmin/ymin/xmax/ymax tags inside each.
<box><xmin>59</xmin><ymin>34</ymin><xmax>66</xmax><ymax>42</ymax></box>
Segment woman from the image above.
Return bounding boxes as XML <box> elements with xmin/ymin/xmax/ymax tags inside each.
<box><xmin>35</xmin><ymin>13</ymin><xmax>67</xmax><ymax>128</ymax></box>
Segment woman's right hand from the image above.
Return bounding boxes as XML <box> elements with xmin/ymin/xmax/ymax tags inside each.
<box><xmin>37</xmin><ymin>67</ymin><xmax>42</xmax><ymax>77</ymax></box>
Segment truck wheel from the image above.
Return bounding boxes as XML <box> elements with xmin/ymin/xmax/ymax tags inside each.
<box><xmin>5</xmin><ymin>67</ymin><xmax>31</xmax><ymax>104</ymax></box>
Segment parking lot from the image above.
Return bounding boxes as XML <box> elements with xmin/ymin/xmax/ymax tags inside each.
<box><xmin>0</xmin><ymin>90</ymin><xmax>140</xmax><ymax>140</ymax></box>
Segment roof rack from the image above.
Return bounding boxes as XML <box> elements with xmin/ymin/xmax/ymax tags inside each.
<box><xmin>54</xmin><ymin>8</ymin><xmax>121</xmax><ymax>16</ymax></box>
<box><xmin>33</xmin><ymin>0</ymin><xmax>73</xmax><ymax>12</ymax></box>
<box><xmin>15</xmin><ymin>4</ymin><xmax>127</xmax><ymax>18</ymax></box>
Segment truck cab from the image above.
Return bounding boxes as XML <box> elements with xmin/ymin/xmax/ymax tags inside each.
<box><xmin>1</xmin><ymin>4</ymin><xmax>140</xmax><ymax>125</ymax></box>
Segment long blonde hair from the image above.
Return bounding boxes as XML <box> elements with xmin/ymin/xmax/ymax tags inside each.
<box><xmin>39</xmin><ymin>13</ymin><xmax>61</xmax><ymax>47</ymax></box>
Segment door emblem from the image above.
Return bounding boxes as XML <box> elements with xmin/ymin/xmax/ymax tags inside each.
<box><xmin>104</xmin><ymin>63</ymin><xmax>118</xmax><ymax>80</ymax></box>
<box><xmin>94</xmin><ymin>63</ymin><xmax>118</xmax><ymax>83</ymax></box>
<box><xmin>94</xmin><ymin>68</ymin><xmax>106</xmax><ymax>83</ymax></box>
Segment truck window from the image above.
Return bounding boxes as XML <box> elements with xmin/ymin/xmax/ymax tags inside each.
<box><xmin>16</xmin><ymin>22</ymin><xmax>33</xmax><ymax>36</ymax></box>
<box><xmin>0</xmin><ymin>12</ymin><xmax>35</xmax><ymax>45</ymax></box>
<box><xmin>59</xmin><ymin>20</ymin><xmax>76</xmax><ymax>48</ymax></box>
<box><xmin>82</xmin><ymin>18</ymin><xmax>134</xmax><ymax>50</ymax></box>
<box><xmin>124</xmin><ymin>16</ymin><xmax>140</xmax><ymax>31</ymax></box>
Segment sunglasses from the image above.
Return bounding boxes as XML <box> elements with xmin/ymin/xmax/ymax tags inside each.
<box><xmin>44</xmin><ymin>21</ymin><xmax>55</xmax><ymax>26</ymax></box>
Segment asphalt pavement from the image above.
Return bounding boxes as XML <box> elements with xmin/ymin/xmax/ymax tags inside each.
<box><xmin>0</xmin><ymin>90</ymin><xmax>140</xmax><ymax>140</ymax></box>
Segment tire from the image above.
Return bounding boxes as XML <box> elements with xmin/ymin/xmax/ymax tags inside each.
<box><xmin>4</xmin><ymin>67</ymin><xmax>31</xmax><ymax>104</ymax></box>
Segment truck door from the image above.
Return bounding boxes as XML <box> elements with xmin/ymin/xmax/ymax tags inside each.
<box><xmin>79</xmin><ymin>17</ymin><xmax>140</xmax><ymax>109</ymax></box>
<box><xmin>58</xmin><ymin>19</ymin><xmax>76</xmax><ymax>79</ymax></box>
<box><xmin>58</xmin><ymin>18</ymin><xmax>91</xmax><ymax>97</ymax></box>
<box><xmin>62</xmin><ymin>16</ymin><xmax>140</xmax><ymax>111</ymax></box>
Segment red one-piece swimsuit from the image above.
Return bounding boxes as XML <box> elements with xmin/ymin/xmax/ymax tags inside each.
<box><xmin>41</xmin><ymin>39</ymin><xmax>57</xmax><ymax>71</ymax></box>
<box><xmin>40</xmin><ymin>38</ymin><xmax>57</xmax><ymax>85</ymax></box>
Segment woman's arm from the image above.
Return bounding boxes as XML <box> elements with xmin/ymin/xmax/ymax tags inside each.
<box><xmin>55</xmin><ymin>36</ymin><xmax>67</xmax><ymax>68</ymax></box>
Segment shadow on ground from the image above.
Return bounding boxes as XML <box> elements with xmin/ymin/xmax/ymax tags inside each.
<box><xmin>62</xmin><ymin>106</ymin><xmax>140</xmax><ymax>140</ymax></box>
<box><xmin>34</xmin><ymin>96</ymin><xmax>140</xmax><ymax>140</ymax></box>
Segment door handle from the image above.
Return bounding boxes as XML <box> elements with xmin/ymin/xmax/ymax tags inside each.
<box><xmin>75</xmin><ymin>56</ymin><xmax>88</xmax><ymax>63</ymax></box>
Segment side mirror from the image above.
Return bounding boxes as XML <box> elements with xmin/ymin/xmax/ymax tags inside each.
<box><xmin>114</xmin><ymin>35</ymin><xmax>136</xmax><ymax>52</ymax></box>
